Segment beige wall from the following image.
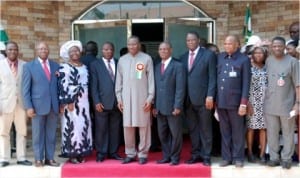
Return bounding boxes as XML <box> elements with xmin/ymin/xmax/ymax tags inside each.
<box><xmin>0</xmin><ymin>0</ymin><xmax>299</xmax><ymax>61</ymax></box>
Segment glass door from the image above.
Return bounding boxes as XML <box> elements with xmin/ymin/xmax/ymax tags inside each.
<box><xmin>73</xmin><ymin>19</ymin><xmax>130</xmax><ymax>58</ymax></box>
<box><xmin>165</xmin><ymin>17</ymin><xmax>214</xmax><ymax>58</ymax></box>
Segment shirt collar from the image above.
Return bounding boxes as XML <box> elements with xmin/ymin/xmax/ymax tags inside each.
<box><xmin>38</xmin><ymin>57</ymin><xmax>49</xmax><ymax>64</ymax></box>
<box><xmin>7</xmin><ymin>58</ymin><xmax>18</xmax><ymax>66</ymax></box>
<box><xmin>190</xmin><ymin>46</ymin><xmax>200</xmax><ymax>56</ymax></box>
<box><xmin>162</xmin><ymin>57</ymin><xmax>172</xmax><ymax>66</ymax></box>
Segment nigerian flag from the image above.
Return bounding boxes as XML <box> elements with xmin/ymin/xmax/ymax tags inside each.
<box><xmin>243</xmin><ymin>4</ymin><xmax>252</xmax><ymax>43</ymax></box>
<box><xmin>0</xmin><ymin>24</ymin><xmax>9</xmax><ymax>43</ymax></box>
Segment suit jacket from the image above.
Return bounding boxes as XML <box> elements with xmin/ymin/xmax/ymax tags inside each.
<box><xmin>0</xmin><ymin>59</ymin><xmax>26</xmax><ymax>113</ymax></box>
<box><xmin>216</xmin><ymin>50</ymin><xmax>251</xmax><ymax>109</ymax></box>
<box><xmin>180</xmin><ymin>47</ymin><xmax>217</xmax><ymax>106</ymax></box>
<box><xmin>154</xmin><ymin>58</ymin><xmax>186</xmax><ymax>115</ymax></box>
<box><xmin>22</xmin><ymin>58</ymin><xmax>60</xmax><ymax>115</ymax></box>
<box><xmin>90</xmin><ymin>57</ymin><xmax>118</xmax><ymax>110</ymax></box>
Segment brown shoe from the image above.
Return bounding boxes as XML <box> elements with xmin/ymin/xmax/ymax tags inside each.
<box><xmin>35</xmin><ymin>160</ymin><xmax>43</xmax><ymax>167</ymax></box>
<box><xmin>45</xmin><ymin>160</ymin><xmax>60</xmax><ymax>167</ymax></box>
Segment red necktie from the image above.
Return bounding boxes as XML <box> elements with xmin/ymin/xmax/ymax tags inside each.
<box><xmin>161</xmin><ymin>62</ymin><xmax>165</xmax><ymax>75</ymax></box>
<box><xmin>189</xmin><ymin>52</ymin><xmax>195</xmax><ymax>70</ymax></box>
<box><xmin>10</xmin><ymin>62</ymin><xmax>17</xmax><ymax>78</ymax></box>
<box><xmin>43</xmin><ymin>61</ymin><xmax>51</xmax><ymax>81</ymax></box>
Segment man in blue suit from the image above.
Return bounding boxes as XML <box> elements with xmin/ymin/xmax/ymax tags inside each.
<box><xmin>90</xmin><ymin>42</ymin><xmax>123</xmax><ymax>162</ymax></box>
<box><xmin>216</xmin><ymin>35</ymin><xmax>251</xmax><ymax>168</ymax></box>
<box><xmin>153</xmin><ymin>42</ymin><xmax>186</xmax><ymax>165</ymax></box>
<box><xmin>22</xmin><ymin>42</ymin><xmax>60</xmax><ymax>167</ymax></box>
<box><xmin>180</xmin><ymin>31</ymin><xmax>217</xmax><ymax>166</ymax></box>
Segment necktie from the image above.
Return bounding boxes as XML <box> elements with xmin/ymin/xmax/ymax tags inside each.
<box><xmin>189</xmin><ymin>52</ymin><xmax>195</xmax><ymax>70</ymax></box>
<box><xmin>10</xmin><ymin>62</ymin><xmax>17</xmax><ymax>78</ymax></box>
<box><xmin>107</xmin><ymin>59</ymin><xmax>115</xmax><ymax>81</ymax></box>
<box><xmin>43</xmin><ymin>61</ymin><xmax>51</xmax><ymax>81</ymax></box>
<box><xmin>161</xmin><ymin>62</ymin><xmax>165</xmax><ymax>75</ymax></box>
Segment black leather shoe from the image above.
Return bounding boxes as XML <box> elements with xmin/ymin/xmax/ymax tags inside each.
<box><xmin>281</xmin><ymin>161</ymin><xmax>292</xmax><ymax>169</ymax></box>
<box><xmin>185</xmin><ymin>157</ymin><xmax>203</xmax><ymax>164</ymax></box>
<box><xmin>170</xmin><ymin>160</ymin><xmax>179</xmax><ymax>166</ymax></box>
<box><xmin>203</xmin><ymin>159</ymin><xmax>211</xmax><ymax>166</ymax></box>
<box><xmin>139</xmin><ymin>158</ymin><xmax>147</xmax><ymax>165</ymax></box>
<box><xmin>157</xmin><ymin>158</ymin><xmax>170</xmax><ymax>164</ymax></box>
<box><xmin>0</xmin><ymin>161</ymin><xmax>9</xmax><ymax>167</ymax></box>
<box><xmin>45</xmin><ymin>160</ymin><xmax>60</xmax><ymax>167</ymax></box>
<box><xmin>122</xmin><ymin>157</ymin><xmax>135</xmax><ymax>164</ymax></box>
<box><xmin>69</xmin><ymin>158</ymin><xmax>80</xmax><ymax>164</ymax></box>
<box><xmin>235</xmin><ymin>161</ymin><xmax>244</xmax><ymax>168</ymax></box>
<box><xmin>219</xmin><ymin>160</ymin><xmax>232</xmax><ymax>167</ymax></box>
<box><xmin>109</xmin><ymin>154</ymin><xmax>123</xmax><ymax>160</ymax></box>
<box><xmin>96</xmin><ymin>156</ymin><xmax>105</xmax><ymax>162</ymax></box>
<box><xmin>247</xmin><ymin>154</ymin><xmax>255</xmax><ymax>163</ymax></box>
<box><xmin>267</xmin><ymin>160</ymin><xmax>280</xmax><ymax>167</ymax></box>
<box><xmin>17</xmin><ymin>160</ymin><xmax>32</xmax><ymax>166</ymax></box>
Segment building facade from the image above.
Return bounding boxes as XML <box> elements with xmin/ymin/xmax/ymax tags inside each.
<box><xmin>0</xmin><ymin>0</ymin><xmax>299</xmax><ymax>61</ymax></box>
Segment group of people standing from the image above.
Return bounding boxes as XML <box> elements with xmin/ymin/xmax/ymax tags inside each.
<box><xmin>0</xmin><ymin>22</ymin><xmax>299</xmax><ymax>171</ymax></box>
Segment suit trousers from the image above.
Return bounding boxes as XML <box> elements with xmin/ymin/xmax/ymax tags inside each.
<box><xmin>218</xmin><ymin>108</ymin><xmax>246</xmax><ymax>162</ymax></box>
<box><xmin>0</xmin><ymin>104</ymin><xmax>27</xmax><ymax>161</ymax></box>
<box><xmin>31</xmin><ymin>110</ymin><xmax>58</xmax><ymax>161</ymax></box>
<box><xmin>124</xmin><ymin>124</ymin><xmax>151</xmax><ymax>158</ymax></box>
<box><xmin>94</xmin><ymin>108</ymin><xmax>122</xmax><ymax>156</ymax></box>
<box><xmin>186</xmin><ymin>104</ymin><xmax>213</xmax><ymax>159</ymax></box>
<box><xmin>157</xmin><ymin>113</ymin><xmax>182</xmax><ymax>162</ymax></box>
<box><xmin>265</xmin><ymin>114</ymin><xmax>295</xmax><ymax>162</ymax></box>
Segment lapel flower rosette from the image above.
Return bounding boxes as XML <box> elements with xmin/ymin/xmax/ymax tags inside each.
<box><xmin>136</xmin><ymin>62</ymin><xmax>144</xmax><ymax>79</ymax></box>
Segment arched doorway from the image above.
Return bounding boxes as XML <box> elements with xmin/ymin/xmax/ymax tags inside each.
<box><xmin>72</xmin><ymin>0</ymin><xmax>215</xmax><ymax>58</ymax></box>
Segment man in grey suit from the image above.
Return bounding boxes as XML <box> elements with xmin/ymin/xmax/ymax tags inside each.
<box><xmin>180</xmin><ymin>31</ymin><xmax>217</xmax><ymax>166</ymax></box>
<box><xmin>153</xmin><ymin>42</ymin><xmax>186</xmax><ymax>165</ymax></box>
<box><xmin>22</xmin><ymin>42</ymin><xmax>60</xmax><ymax>167</ymax></box>
<box><xmin>90</xmin><ymin>42</ymin><xmax>123</xmax><ymax>162</ymax></box>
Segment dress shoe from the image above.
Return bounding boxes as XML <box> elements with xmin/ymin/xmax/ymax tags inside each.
<box><xmin>185</xmin><ymin>157</ymin><xmax>203</xmax><ymax>164</ymax></box>
<box><xmin>34</xmin><ymin>160</ymin><xmax>43</xmax><ymax>167</ymax></box>
<box><xmin>203</xmin><ymin>158</ymin><xmax>211</xmax><ymax>166</ymax></box>
<box><xmin>219</xmin><ymin>160</ymin><xmax>231</xmax><ymax>167</ymax></box>
<box><xmin>259</xmin><ymin>155</ymin><xmax>266</xmax><ymax>164</ymax></box>
<box><xmin>77</xmin><ymin>157</ymin><xmax>85</xmax><ymax>163</ymax></box>
<box><xmin>281</xmin><ymin>161</ymin><xmax>292</xmax><ymax>169</ymax></box>
<box><xmin>170</xmin><ymin>160</ymin><xmax>179</xmax><ymax>166</ymax></box>
<box><xmin>267</xmin><ymin>160</ymin><xmax>280</xmax><ymax>167</ymax></box>
<box><xmin>157</xmin><ymin>158</ymin><xmax>170</xmax><ymax>164</ymax></box>
<box><xmin>109</xmin><ymin>154</ymin><xmax>123</xmax><ymax>160</ymax></box>
<box><xmin>0</xmin><ymin>161</ymin><xmax>9</xmax><ymax>167</ymax></box>
<box><xmin>45</xmin><ymin>160</ymin><xmax>60</xmax><ymax>167</ymax></box>
<box><xmin>139</xmin><ymin>158</ymin><xmax>147</xmax><ymax>165</ymax></box>
<box><xmin>122</xmin><ymin>157</ymin><xmax>135</xmax><ymax>164</ymax></box>
<box><xmin>17</xmin><ymin>160</ymin><xmax>32</xmax><ymax>166</ymax></box>
<box><xmin>69</xmin><ymin>158</ymin><xmax>80</xmax><ymax>164</ymax></box>
<box><xmin>247</xmin><ymin>154</ymin><xmax>255</xmax><ymax>163</ymax></box>
<box><xmin>96</xmin><ymin>156</ymin><xmax>105</xmax><ymax>162</ymax></box>
<box><xmin>235</xmin><ymin>161</ymin><xmax>244</xmax><ymax>168</ymax></box>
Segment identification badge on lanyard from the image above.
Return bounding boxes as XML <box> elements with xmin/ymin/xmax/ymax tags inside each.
<box><xmin>229</xmin><ymin>67</ymin><xmax>237</xmax><ymax>77</ymax></box>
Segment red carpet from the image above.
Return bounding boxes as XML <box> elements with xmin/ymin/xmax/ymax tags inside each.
<box><xmin>61</xmin><ymin>139</ymin><xmax>211</xmax><ymax>178</ymax></box>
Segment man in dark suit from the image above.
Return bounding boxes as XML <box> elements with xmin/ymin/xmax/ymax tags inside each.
<box><xmin>153</xmin><ymin>42</ymin><xmax>186</xmax><ymax>166</ymax></box>
<box><xmin>180</xmin><ymin>31</ymin><xmax>217</xmax><ymax>166</ymax></box>
<box><xmin>90</xmin><ymin>42</ymin><xmax>123</xmax><ymax>162</ymax></box>
<box><xmin>22</xmin><ymin>42</ymin><xmax>60</xmax><ymax>167</ymax></box>
<box><xmin>216</xmin><ymin>35</ymin><xmax>251</xmax><ymax>168</ymax></box>
<box><xmin>80</xmin><ymin>41</ymin><xmax>98</xmax><ymax>68</ymax></box>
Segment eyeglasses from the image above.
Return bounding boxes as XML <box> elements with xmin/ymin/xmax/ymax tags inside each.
<box><xmin>289</xmin><ymin>30</ymin><xmax>299</xmax><ymax>34</ymax></box>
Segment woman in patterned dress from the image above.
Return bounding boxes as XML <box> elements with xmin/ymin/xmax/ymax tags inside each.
<box><xmin>58</xmin><ymin>41</ymin><xmax>93</xmax><ymax>164</ymax></box>
<box><xmin>246</xmin><ymin>46</ymin><xmax>268</xmax><ymax>163</ymax></box>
